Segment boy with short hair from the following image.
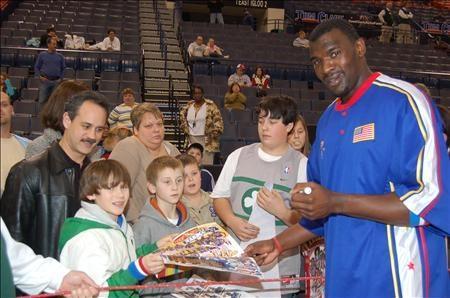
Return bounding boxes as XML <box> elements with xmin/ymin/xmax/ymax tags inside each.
<box><xmin>177</xmin><ymin>154</ymin><xmax>223</xmax><ymax>227</ymax></box>
<box><xmin>186</xmin><ymin>143</ymin><xmax>215</xmax><ymax>192</ymax></box>
<box><xmin>211</xmin><ymin>95</ymin><xmax>308</xmax><ymax>295</ymax></box>
<box><xmin>133</xmin><ymin>156</ymin><xmax>195</xmax><ymax>295</ymax></box>
<box><xmin>58</xmin><ymin>160</ymin><xmax>170</xmax><ymax>297</ymax></box>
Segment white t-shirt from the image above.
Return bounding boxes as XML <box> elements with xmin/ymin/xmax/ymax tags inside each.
<box><xmin>1</xmin><ymin>137</ymin><xmax>26</xmax><ymax>195</ymax></box>
<box><xmin>210</xmin><ymin>145</ymin><xmax>308</xmax><ymax>198</ymax></box>
<box><xmin>186</xmin><ymin>103</ymin><xmax>207</xmax><ymax>136</ymax></box>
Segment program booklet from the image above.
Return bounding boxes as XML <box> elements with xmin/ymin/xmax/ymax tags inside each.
<box><xmin>158</xmin><ymin>223</ymin><xmax>263</xmax><ymax>278</ymax></box>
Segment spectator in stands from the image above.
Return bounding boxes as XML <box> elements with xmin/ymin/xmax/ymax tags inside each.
<box><xmin>25</xmin><ymin>80</ymin><xmax>90</xmax><ymax>159</ymax></box>
<box><xmin>288</xmin><ymin>115</ymin><xmax>310</xmax><ymax>156</ymax></box>
<box><xmin>186</xmin><ymin>143</ymin><xmax>216</xmax><ymax>192</ymax></box>
<box><xmin>293</xmin><ymin>30</ymin><xmax>310</xmax><ymax>48</ymax></box>
<box><xmin>1</xmin><ymin>218</ymin><xmax>98</xmax><ymax>298</ymax></box>
<box><xmin>180</xmin><ymin>85</ymin><xmax>223</xmax><ymax>165</ymax></box>
<box><xmin>188</xmin><ymin>35</ymin><xmax>207</xmax><ymax>58</ymax></box>
<box><xmin>396</xmin><ymin>0</ymin><xmax>414</xmax><ymax>44</ymax></box>
<box><xmin>208</xmin><ymin>0</ymin><xmax>224</xmax><ymax>24</ymax></box>
<box><xmin>40</xmin><ymin>27</ymin><xmax>64</xmax><ymax>49</ymax></box>
<box><xmin>1</xmin><ymin>91</ymin><xmax>109</xmax><ymax>259</ymax></box>
<box><xmin>34</xmin><ymin>38</ymin><xmax>65</xmax><ymax>107</ymax></box>
<box><xmin>108</xmin><ymin>88</ymin><xmax>139</xmax><ymax>130</ymax></box>
<box><xmin>0</xmin><ymin>92</ymin><xmax>29</xmax><ymax>196</ymax></box>
<box><xmin>378</xmin><ymin>1</ymin><xmax>395</xmax><ymax>43</ymax></box>
<box><xmin>224</xmin><ymin>82</ymin><xmax>247</xmax><ymax>110</ymax></box>
<box><xmin>88</xmin><ymin>29</ymin><xmax>120</xmax><ymax>51</ymax></box>
<box><xmin>64</xmin><ymin>34</ymin><xmax>86</xmax><ymax>50</ymax></box>
<box><xmin>242</xmin><ymin>9</ymin><xmax>256</xmax><ymax>31</ymax></box>
<box><xmin>109</xmin><ymin>103</ymin><xmax>180</xmax><ymax>223</ymax></box>
<box><xmin>0</xmin><ymin>73</ymin><xmax>18</xmax><ymax>102</ymax></box>
<box><xmin>101</xmin><ymin>126</ymin><xmax>132</xmax><ymax>159</ymax></box>
<box><xmin>204</xmin><ymin>38</ymin><xmax>224</xmax><ymax>58</ymax></box>
<box><xmin>252</xmin><ymin>66</ymin><xmax>271</xmax><ymax>97</ymax></box>
<box><xmin>228</xmin><ymin>64</ymin><xmax>252</xmax><ymax>87</ymax></box>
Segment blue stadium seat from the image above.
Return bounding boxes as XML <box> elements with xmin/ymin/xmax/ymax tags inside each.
<box><xmin>20</xmin><ymin>88</ymin><xmax>39</xmax><ymax>101</ymax></box>
<box><xmin>101</xmin><ymin>57</ymin><xmax>121</xmax><ymax>72</ymax></box>
<box><xmin>285</xmin><ymin>69</ymin><xmax>304</xmax><ymax>81</ymax></box>
<box><xmin>64</xmin><ymin>55</ymin><xmax>79</xmax><ymax>70</ymax></box>
<box><xmin>266</xmin><ymin>68</ymin><xmax>285</xmax><ymax>80</ymax></box>
<box><xmin>12</xmin><ymin>114</ymin><xmax>32</xmax><ymax>135</ymax></box>
<box><xmin>75</xmin><ymin>69</ymin><xmax>95</xmax><ymax>80</ymax></box>
<box><xmin>121</xmin><ymin>59</ymin><xmax>139</xmax><ymax>72</ymax></box>
<box><xmin>121</xmin><ymin>72</ymin><xmax>139</xmax><ymax>82</ymax></box>
<box><xmin>101</xmin><ymin>71</ymin><xmax>121</xmax><ymax>81</ymax></box>
<box><xmin>63</xmin><ymin>68</ymin><xmax>76</xmax><ymax>79</ymax></box>
<box><xmin>79</xmin><ymin>57</ymin><xmax>99</xmax><ymax>71</ymax></box>
<box><xmin>0</xmin><ymin>52</ymin><xmax>15</xmax><ymax>67</ymax></box>
<box><xmin>16</xmin><ymin>52</ymin><xmax>36</xmax><ymax>68</ymax></box>
<box><xmin>193</xmin><ymin>64</ymin><xmax>209</xmax><ymax>76</ymax></box>
<box><xmin>31</xmin><ymin>116</ymin><xmax>43</xmax><ymax>132</ymax></box>
<box><xmin>211</xmin><ymin>64</ymin><xmax>229</xmax><ymax>77</ymax></box>
<box><xmin>26</xmin><ymin>77</ymin><xmax>40</xmax><ymax>89</ymax></box>
<box><xmin>8</xmin><ymin>67</ymin><xmax>29</xmax><ymax>77</ymax></box>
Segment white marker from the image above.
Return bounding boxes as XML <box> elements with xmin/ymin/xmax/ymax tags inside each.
<box><xmin>300</xmin><ymin>187</ymin><xmax>312</xmax><ymax>195</ymax></box>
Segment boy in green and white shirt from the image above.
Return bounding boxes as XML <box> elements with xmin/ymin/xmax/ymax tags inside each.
<box><xmin>59</xmin><ymin>160</ymin><xmax>171</xmax><ymax>298</ymax></box>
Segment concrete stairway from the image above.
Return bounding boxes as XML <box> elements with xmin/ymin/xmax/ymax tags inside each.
<box><xmin>139</xmin><ymin>0</ymin><xmax>190</xmax><ymax>146</ymax></box>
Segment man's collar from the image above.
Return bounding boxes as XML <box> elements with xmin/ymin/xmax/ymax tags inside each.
<box><xmin>49</xmin><ymin>142</ymin><xmax>90</xmax><ymax>174</ymax></box>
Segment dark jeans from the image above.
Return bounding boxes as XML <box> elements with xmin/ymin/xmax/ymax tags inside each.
<box><xmin>38</xmin><ymin>79</ymin><xmax>59</xmax><ymax>106</ymax></box>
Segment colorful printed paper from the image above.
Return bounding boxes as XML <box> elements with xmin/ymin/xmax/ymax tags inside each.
<box><xmin>158</xmin><ymin>223</ymin><xmax>262</xmax><ymax>277</ymax></box>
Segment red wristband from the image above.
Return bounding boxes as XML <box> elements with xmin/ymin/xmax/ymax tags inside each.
<box><xmin>138</xmin><ymin>256</ymin><xmax>152</xmax><ymax>276</ymax></box>
<box><xmin>272</xmin><ymin>237</ymin><xmax>283</xmax><ymax>254</ymax></box>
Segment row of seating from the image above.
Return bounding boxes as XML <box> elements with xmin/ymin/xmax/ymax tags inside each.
<box><xmin>1</xmin><ymin>51</ymin><xmax>140</xmax><ymax>73</ymax></box>
<box><xmin>192</xmin><ymin>63</ymin><xmax>316</xmax><ymax>82</ymax></box>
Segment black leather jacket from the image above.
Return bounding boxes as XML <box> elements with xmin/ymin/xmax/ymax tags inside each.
<box><xmin>1</xmin><ymin>143</ymin><xmax>89</xmax><ymax>259</ymax></box>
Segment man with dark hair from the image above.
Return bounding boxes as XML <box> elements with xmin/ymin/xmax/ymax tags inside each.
<box><xmin>40</xmin><ymin>27</ymin><xmax>64</xmax><ymax>49</ymax></box>
<box><xmin>212</xmin><ymin>96</ymin><xmax>308</xmax><ymax>295</ymax></box>
<box><xmin>35</xmin><ymin>38</ymin><xmax>65</xmax><ymax>106</ymax></box>
<box><xmin>87</xmin><ymin>28</ymin><xmax>120</xmax><ymax>51</ymax></box>
<box><xmin>246</xmin><ymin>19</ymin><xmax>449</xmax><ymax>297</ymax></box>
<box><xmin>1</xmin><ymin>91</ymin><xmax>109</xmax><ymax>259</ymax></box>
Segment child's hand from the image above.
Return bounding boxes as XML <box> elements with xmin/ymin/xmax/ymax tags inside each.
<box><xmin>228</xmin><ymin>217</ymin><xmax>259</xmax><ymax>242</ymax></box>
<box><xmin>142</xmin><ymin>253</ymin><xmax>165</xmax><ymax>275</ymax></box>
<box><xmin>257</xmin><ymin>188</ymin><xmax>288</xmax><ymax>219</ymax></box>
<box><xmin>156</xmin><ymin>234</ymin><xmax>176</xmax><ymax>249</ymax></box>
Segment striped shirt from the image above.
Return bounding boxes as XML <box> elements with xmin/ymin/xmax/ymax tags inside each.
<box><xmin>108</xmin><ymin>103</ymin><xmax>139</xmax><ymax>129</ymax></box>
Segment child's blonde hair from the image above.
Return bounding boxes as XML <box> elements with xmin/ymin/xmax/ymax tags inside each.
<box><xmin>146</xmin><ymin>156</ymin><xmax>183</xmax><ymax>185</ymax></box>
<box><xmin>103</xmin><ymin>126</ymin><xmax>132</xmax><ymax>151</ymax></box>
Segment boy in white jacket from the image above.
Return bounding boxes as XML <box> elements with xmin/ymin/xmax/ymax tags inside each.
<box><xmin>59</xmin><ymin>160</ymin><xmax>171</xmax><ymax>297</ymax></box>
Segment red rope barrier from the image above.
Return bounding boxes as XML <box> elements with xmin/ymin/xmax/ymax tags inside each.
<box><xmin>18</xmin><ymin>276</ymin><xmax>324</xmax><ymax>298</ymax></box>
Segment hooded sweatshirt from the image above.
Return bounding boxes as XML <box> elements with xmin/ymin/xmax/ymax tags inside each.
<box><xmin>59</xmin><ymin>202</ymin><xmax>158</xmax><ymax>298</ymax></box>
<box><xmin>133</xmin><ymin>198</ymin><xmax>195</xmax><ymax>296</ymax></box>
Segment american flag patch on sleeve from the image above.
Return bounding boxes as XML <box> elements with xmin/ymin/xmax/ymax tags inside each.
<box><xmin>353</xmin><ymin>123</ymin><xmax>375</xmax><ymax>143</ymax></box>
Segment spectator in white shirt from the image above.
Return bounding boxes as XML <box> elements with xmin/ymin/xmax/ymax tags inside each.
<box><xmin>188</xmin><ymin>35</ymin><xmax>207</xmax><ymax>58</ymax></box>
<box><xmin>293</xmin><ymin>31</ymin><xmax>310</xmax><ymax>48</ymax></box>
<box><xmin>88</xmin><ymin>29</ymin><xmax>121</xmax><ymax>51</ymax></box>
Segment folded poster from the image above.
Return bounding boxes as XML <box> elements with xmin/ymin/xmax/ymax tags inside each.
<box><xmin>158</xmin><ymin>223</ymin><xmax>262</xmax><ymax>278</ymax></box>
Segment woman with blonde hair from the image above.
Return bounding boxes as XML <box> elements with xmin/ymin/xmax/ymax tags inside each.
<box><xmin>109</xmin><ymin>103</ymin><xmax>180</xmax><ymax>223</ymax></box>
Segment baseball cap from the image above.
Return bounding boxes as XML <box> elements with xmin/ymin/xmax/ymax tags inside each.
<box><xmin>236</xmin><ymin>64</ymin><xmax>246</xmax><ymax>70</ymax></box>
